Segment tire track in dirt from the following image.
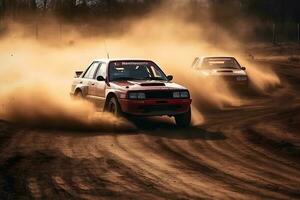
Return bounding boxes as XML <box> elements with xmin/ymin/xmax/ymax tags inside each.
<box><xmin>0</xmin><ymin>62</ymin><xmax>300</xmax><ymax>199</ymax></box>
<box><xmin>154</xmin><ymin>139</ymin><xmax>281</xmax><ymax>199</ymax></box>
<box><xmin>125</xmin><ymin>133</ymin><xmax>260</xmax><ymax>197</ymax></box>
<box><xmin>109</xmin><ymin>134</ymin><xmax>208</xmax><ymax>199</ymax></box>
<box><xmin>175</xmin><ymin>138</ymin><xmax>300</xmax><ymax>198</ymax></box>
<box><xmin>194</xmin><ymin>137</ymin><xmax>300</xmax><ymax>186</ymax></box>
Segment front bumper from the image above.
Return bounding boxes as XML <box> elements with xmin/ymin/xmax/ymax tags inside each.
<box><xmin>220</xmin><ymin>75</ymin><xmax>248</xmax><ymax>85</ymax></box>
<box><xmin>205</xmin><ymin>75</ymin><xmax>248</xmax><ymax>87</ymax></box>
<box><xmin>119</xmin><ymin>98</ymin><xmax>192</xmax><ymax>116</ymax></box>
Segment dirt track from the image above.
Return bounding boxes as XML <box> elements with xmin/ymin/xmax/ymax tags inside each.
<box><xmin>0</xmin><ymin>62</ymin><xmax>300</xmax><ymax>200</ymax></box>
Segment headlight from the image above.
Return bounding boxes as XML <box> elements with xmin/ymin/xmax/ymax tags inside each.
<box><xmin>128</xmin><ymin>92</ymin><xmax>146</xmax><ymax>99</ymax></box>
<box><xmin>137</xmin><ymin>92</ymin><xmax>146</xmax><ymax>99</ymax></box>
<box><xmin>180</xmin><ymin>91</ymin><xmax>189</xmax><ymax>98</ymax></box>
<box><xmin>233</xmin><ymin>70</ymin><xmax>245</xmax><ymax>75</ymax></box>
<box><xmin>173</xmin><ymin>91</ymin><xmax>189</xmax><ymax>98</ymax></box>
<box><xmin>128</xmin><ymin>92</ymin><xmax>137</xmax><ymax>99</ymax></box>
<box><xmin>173</xmin><ymin>91</ymin><xmax>180</xmax><ymax>98</ymax></box>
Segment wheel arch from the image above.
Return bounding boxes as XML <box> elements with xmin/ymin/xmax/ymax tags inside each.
<box><xmin>74</xmin><ymin>87</ymin><xmax>82</xmax><ymax>95</ymax></box>
<box><xmin>74</xmin><ymin>86</ymin><xmax>89</xmax><ymax>97</ymax></box>
<box><xmin>104</xmin><ymin>92</ymin><xmax>118</xmax><ymax>111</ymax></box>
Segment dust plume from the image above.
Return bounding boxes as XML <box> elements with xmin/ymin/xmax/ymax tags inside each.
<box><xmin>0</xmin><ymin>4</ymin><xmax>281</xmax><ymax>128</ymax></box>
<box><xmin>238</xmin><ymin>58</ymin><xmax>281</xmax><ymax>92</ymax></box>
<box><xmin>0</xmin><ymin>87</ymin><xmax>135</xmax><ymax>131</ymax></box>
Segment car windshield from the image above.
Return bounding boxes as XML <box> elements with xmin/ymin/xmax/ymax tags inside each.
<box><xmin>109</xmin><ymin>61</ymin><xmax>168</xmax><ymax>81</ymax></box>
<box><xmin>201</xmin><ymin>58</ymin><xmax>241</xmax><ymax>69</ymax></box>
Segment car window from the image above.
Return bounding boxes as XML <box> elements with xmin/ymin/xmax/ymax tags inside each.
<box><xmin>201</xmin><ymin>58</ymin><xmax>240</xmax><ymax>69</ymax></box>
<box><xmin>108</xmin><ymin>61</ymin><xmax>168</xmax><ymax>81</ymax></box>
<box><xmin>150</xmin><ymin>66</ymin><xmax>164</xmax><ymax>78</ymax></box>
<box><xmin>84</xmin><ymin>62</ymin><xmax>99</xmax><ymax>79</ymax></box>
<box><xmin>95</xmin><ymin>63</ymin><xmax>107</xmax><ymax>79</ymax></box>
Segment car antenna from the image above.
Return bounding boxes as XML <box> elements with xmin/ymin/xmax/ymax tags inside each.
<box><xmin>104</xmin><ymin>41</ymin><xmax>110</xmax><ymax>59</ymax></box>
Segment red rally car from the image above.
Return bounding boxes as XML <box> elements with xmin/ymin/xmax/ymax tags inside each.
<box><xmin>70</xmin><ymin>59</ymin><xmax>192</xmax><ymax>127</ymax></box>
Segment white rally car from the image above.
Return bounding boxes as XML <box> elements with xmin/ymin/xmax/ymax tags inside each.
<box><xmin>191</xmin><ymin>56</ymin><xmax>249</xmax><ymax>87</ymax></box>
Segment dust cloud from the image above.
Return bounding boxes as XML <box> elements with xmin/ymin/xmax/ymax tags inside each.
<box><xmin>0</xmin><ymin>6</ymin><xmax>281</xmax><ymax>129</ymax></box>
<box><xmin>0</xmin><ymin>87</ymin><xmax>135</xmax><ymax>131</ymax></box>
<box><xmin>238</xmin><ymin>58</ymin><xmax>281</xmax><ymax>91</ymax></box>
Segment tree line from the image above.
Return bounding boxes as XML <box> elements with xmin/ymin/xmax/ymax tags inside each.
<box><xmin>0</xmin><ymin>0</ymin><xmax>162</xmax><ymax>19</ymax></box>
<box><xmin>0</xmin><ymin>0</ymin><xmax>299</xmax><ymax>23</ymax></box>
<box><xmin>0</xmin><ymin>0</ymin><xmax>299</xmax><ymax>42</ymax></box>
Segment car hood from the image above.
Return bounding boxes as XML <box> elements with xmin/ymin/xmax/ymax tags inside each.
<box><xmin>198</xmin><ymin>68</ymin><xmax>247</xmax><ymax>76</ymax></box>
<box><xmin>110</xmin><ymin>80</ymin><xmax>187</xmax><ymax>91</ymax></box>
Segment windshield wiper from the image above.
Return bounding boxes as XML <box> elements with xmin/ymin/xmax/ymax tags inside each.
<box><xmin>220</xmin><ymin>67</ymin><xmax>237</xmax><ymax>69</ymax></box>
<box><xmin>112</xmin><ymin>77</ymin><xmax>138</xmax><ymax>81</ymax></box>
<box><xmin>113</xmin><ymin>77</ymin><xmax>166</xmax><ymax>81</ymax></box>
<box><xmin>144</xmin><ymin>77</ymin><xmax>165</xmax><ymax>81</ymax></box>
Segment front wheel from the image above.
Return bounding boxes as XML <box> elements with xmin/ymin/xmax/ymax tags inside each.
<box><xmin>107</xmin><ymin>97</ymin><xmax>123</xmax><ymax>117</ymax></box>
<box><xmin>174</xmin><ymin>108</ymin><xmax>191</xmax><ymax>128</ymax></box>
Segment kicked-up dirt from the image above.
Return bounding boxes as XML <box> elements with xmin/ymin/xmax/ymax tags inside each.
<box><xmin>0</xmin><ymin>61</ymin><xmax>299</xmax><ymax>200</ymax></box>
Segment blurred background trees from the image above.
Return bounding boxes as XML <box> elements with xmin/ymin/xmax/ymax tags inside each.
<box><xmin>0</xmin><ymin>0</ymin><xmax>299</xmax><ymax>24</ymax></box>
<box><xmin>0</xmin><ymin>0</ymin><xmax>299</xmax><ymax>43</ymax></box>
<box><xmin>0</xmin><ymin>0</ymin><xmax>161</xmax><ymax>18</ymax></box>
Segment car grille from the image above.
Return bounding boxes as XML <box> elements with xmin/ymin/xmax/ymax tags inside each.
<box><xmin>221</xmin><ymin>75</ymin><xmax>247</xmax><ymax>82</ymax></box>
<box><xmin>221</xmin><ymin>76</ymin><xmax>237</xmax><ymax>82</ymax></box>
<box><xmin>145</xmin><ymin>91</ymin><xmax>174</xmax><ymax>99</ymax></box>
<box><xmin>139</xmin><ymin>105</ymin><xmax>182</xmax><ymax>112</ymax></box>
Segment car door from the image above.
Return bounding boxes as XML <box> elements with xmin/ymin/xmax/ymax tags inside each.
<box><xmin>90</xmin><ymin>62</ymin><xmax>107</xmax><ymax>109</ymax></box>
<box><xmin>82</xmin><ymin>61</ymin><xmax>100</xmax><ymax>100</ymax></box>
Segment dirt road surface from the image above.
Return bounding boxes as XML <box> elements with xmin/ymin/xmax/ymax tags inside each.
<box><xmin>0</xmin><ymin>62</ymin><xmax>300</xmax><ymax>200</ymax></box>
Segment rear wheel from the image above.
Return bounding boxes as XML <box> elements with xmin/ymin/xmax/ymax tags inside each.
<box><xmin>107</xmin><ymin>97</ymin><xmax>123</xmax><ymax>117</ymax></box>
<box><xmin>175</xmin><ymin>108</ymin><xmax>191</xmax><ymax>128</ymax></box>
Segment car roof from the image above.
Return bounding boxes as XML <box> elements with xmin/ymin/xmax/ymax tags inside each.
<box><xmin>198</xmin><ymin>56</ymin><xmax>236</xmax><ymax>60</ymax></box>
<box><xmin>93</xmin><ymin>58</ymin><xmax>154</xmax><ymax>63</ymax></box>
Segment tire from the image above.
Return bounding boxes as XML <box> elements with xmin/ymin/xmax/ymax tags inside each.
<box><xmin>175</xmin><ymin>108</ymin><xmax>191</xmax><ymax>128</ymax></box>
<box><xmin>107</xmin><ymin>97</ymin><xmax>123</xmax><ymax>117</ymax></box>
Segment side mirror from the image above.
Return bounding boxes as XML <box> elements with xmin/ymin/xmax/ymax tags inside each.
<box><xmin>167</xmin><ymin>75</ymin><xmax>173</xmax><ymax>81</ymax></box>
<box><xmin>97</xmin><ymin>76</ymin><xmax>105</xmax><ymax>81</ymax></box>
<box><xmin>241</xmin><ymin>67</ymin><xmax>246</xmax><ymax>70</ymax></box>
